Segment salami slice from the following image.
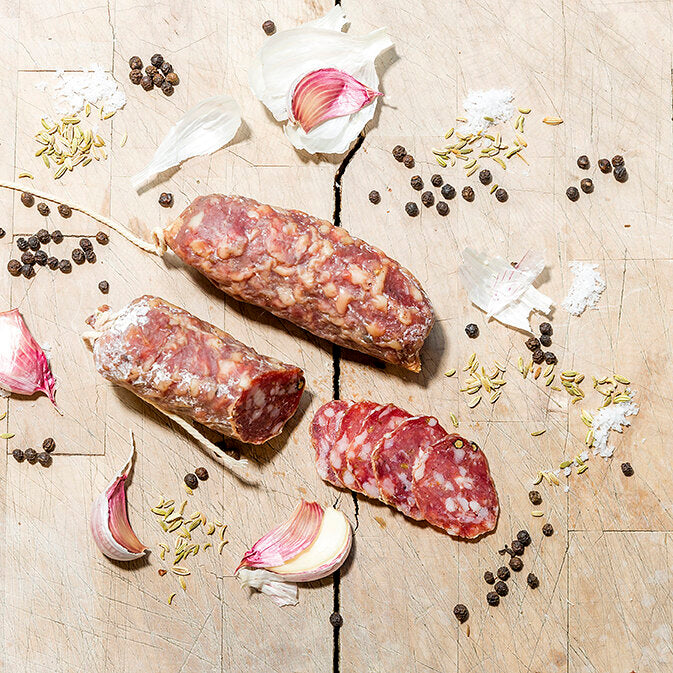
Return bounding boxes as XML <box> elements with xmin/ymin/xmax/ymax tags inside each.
<box><xmin>372</xmin><ymin>416</ymin><xmax>449</xmax><ymax>519</ymax></box>
<box><xmin>412</xmin><ymin>435</ymin><xmax>499</xmax><ymax>539</ymax></box>
<box><xmin>346</xmin><ymin>404</ymin><xmax>411</xmax><ymax>498</ymax></box>
<box><xmin>310</xmin><ymin>400</ymin><xmax>351</xmax><ymax>487</ymax></box>
<box><xmin>329</xmin><ymin>401</ymin><xmax>382</xmax><ymax>492</ymax></box>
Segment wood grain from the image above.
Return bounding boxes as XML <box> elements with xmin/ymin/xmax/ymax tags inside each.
<box><xmin>1</xmin><ymin>0</ymin><xmax>671</xmax><ymax>672</ymax></box>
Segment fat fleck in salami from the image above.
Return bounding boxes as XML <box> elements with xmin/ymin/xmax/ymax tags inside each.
<box><xmin>372</xmin><ymin>416</ymin><xmax>449</xmax><ymax>519</ymax></box>
<box><xmin>310</xmin><ymin>400</ymin><xmax>499</xmax><ymax>539</ymax></box>
<box><xmin>86</xmin><ymin>295</ymin><xmax>305</xmax><ymax>444</ymax></box>
<box><xmin>412</xmin><ymin>435</ymin><xmax>499</xmax><ymax>539</ymax></box>
<box><xmin>164</xmin><ymin>195</ymin><xmax>435</xmax><ymax>371</ymax></box>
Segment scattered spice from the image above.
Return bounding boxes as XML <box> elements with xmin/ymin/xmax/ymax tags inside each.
<box><xmin>511</xmin><ymin>540</ymin><xmax>525</xmax><ymax>556</ymax></box>
<box><xmin>51</xmin><ymin>230</ymin><xmax>64</xmax><ymax>244</ymax></box>
<box><xmin>24</xmin><ymin>448</ymin><xmax>38</xmax><ymax>464</ymax></box>
<box><xmin>47</xmin><ymin>256</ymin><xmax>59</xmax><ymax>270</ymax></box>
<box><xmin>37</xmin><ymin>451</ymin><xmax>52</xmax><ymax>466</ymax></box>
<box><xmin>611</xmin><ymin>154</ymin><xmax>624</xmax><ymax>167</ymax></box>
<box><xmin>539</xmin><ymin>322</ymin><xmax>552</xmax><ymax>336</ymax></box>
<box><xmin>402</xmin><ymin>155</ymin><xmax>415</xmax><ymax>169</ymax></box>
<box><xmin>430</xmin><ymin>174</ymin><xmax>443</xmax><ymax>187</ymax></box>
<box><xmin>129</xmin><ymin>70</ymin><xmax>143</xmax><ymax>85</ymax></box>
<box><xmin>7</xmin><ymin>260</ymin><xmax>21</xmax><ymax>277</ymax></box>
<box><xmin>461</xmin><ymin>186</ymin><xmax>474</xmax><ymax>202</ymax></box>
<box><xmin>566</xmin><ymin>186</ymin><xmax>579</xmax><ymax>202</ymax></box>
<box><xmin>580</xmin><ymin>178</ymin><xmax>593</xmax><ymax>194</ymax></box>
<box><xmin>478</xmin><ymin>169</ymin><xmax>492</xmax><ymax>185</ymax></box>
<box><xmin>368</xmin><ymin>190</ymin><xmax>381</xmax><ymax>204</ymax></box>
<box><xmin>158</xmin><ymin>192</ymin><xmax>174</xmax><ymax>208</ymax></box>
<box><xmin>494</xmin><ymin>581</ymin><xmax>508</xmax><ymax>597</ymax></box>
<box><xmin>421</xmin><ymin>191</ymin><xmax>435</xmax><ymax>208</ymax></box>
<box><xmin>141</xmin><ymin>76</ymin><xmax>153</xmax><ymax>91</ymax></box>
<box><xmin>436</xmin><ymin>201</ymin><xmax>449</xmax><ymax>216</ymax></box>
<box><xmin>98</xmin><ymin>280</ymin><xmax>110</xmax><ymax>294</ymax></box>
<box><xmin>527</xmin><ymin>573</ymin><xmax>539</xmax><ymax>589</ymax></box>
<box><xmin>577</xmin><ymin>155</ymin><xmax>590</xmax><ymax>170</ymax></box>
<box><xmin>21</xmin><ymin>251</ymin><xmax>35</xmax><ymax>265</ymax></box>
<box><xmin>410</xmin><ymin>175</ymin><xmax>423</xmax><ymax>191</ymax></box>
<box><xmin>57</xmin><ymin>204</ymin><xmax>72</xmax><ymax>218</ymax></box>
<box><xmin>392</xmin><ymin>145</ymin><xmax>406</xmax><ymax>162</ymax></box>
<box><xmin>542</xmin><ymin>523</ymin><xmax>554</xmax><ymax>537</ymax></box>
<box><xmin>405</xmin><ymin>202</ymin><xmax>419</xmax><ymax>217</ymax></box>
<box><xmin>484</xmin><ymin>570</ymin><xmax>495</xmax><ymax>584</ymax></box>
<box><xmin>27</xmin><ymin>236</ymin><xmax>40</xmax><ymax>251</ymax></box>
<box><xmin>441</xmin><ymin>183</ymin><xmax>456</xmax><ymax>200</ymax></box>
<box><xmin>34</xmin><ymin>251</ymin><xmax>48</xmax><ymax>266</ymax></box>
<box><xmin>58</xmin><ymin>259</ymin><xmax>72</xmax><ymax>273</ymax></box>
<box><xmin>21</xmin><ymin>192</ymin><xmax>35</xmax><ymax>208</ymax></box>
<box><xmin>95</xmin><ymin>231</ymin><xmax>109</xmax><ymax>245</ymax></box>
<box><xmin>330</xmin><ymin>612</ymin><xmax>344</xmax><ymax>627</ymax></box>
<box><xmin>184</xmin><ymin>473</ymin><xmax>198</xmax><ymax>489</ymax></box>
<box><xmin>509</xmin><ymin>556</ymin><xmax>524</xmax><ymax>572</ymax></box>
<box><xmin>16</xmin><ymin>237</ymin><xmax>28</xmax><ymax>251</ymax></box>
<box><xmin>145</xmin><ymin>64</ymin><xmax>158</xmax><ymax>78</ymax></box>
<box><xmin>532</xmin><ymin>349</ymin><xmax>545</xmax><ymax>364</ymax></box>
<box><xmin>528</xmin><ymin>490</ymin><xmax>542</xmax><ymax>505</ymax></box>
<box><xmin>540</xmin><ymin>334</ymin><xmax>552</xmax><ymax>347</ymax></box>
<box><xmin>544</xmin><ymin>352</ymin><xmax>557</xmax><ymax>365</ymax></box>
<box><xmin>129</xmin><ymin>56</ymin><xmax>143</xmax><ymax>70</ymax></box>
<box><xmin>621</xmin><ymin>462</ymin><xmax>634</xmax><ymax>477</ymax></box>
<box><xmin>614</xmin><ymin>165</ymin><xmax>628</xmax><ymax>182</ymax></box>
<box><xmin>36</xmin><ymin>229</ymin><xmax>51</xmax><ymax>244</ymax></box>
<box><xmin>71</xmin><ymin>249</ymin><xmax>85</xmax><ymax>265</ymax></box>
<box><xmin>598</xmin><ymin>158</ymin><xmax>612</xmax><ymax>174</ymax></box>
<box><xmin>517</xmin><ymin>530</ymin><xmax>531</xmax><ymax>547</ymax></box>
<box><xmin>42</xmin><ymin>437</ymin><xmax>56</xmax><ymax>453</ymax></box>
<box><xmin>195</xmin><ymin>467</ymin><xmax>209</xmax><ymax>481</ymax></box>
<box><xmin>21</xmin><ymin>264</ymin><xmax>35</xmax><ymax>278</ymax></box>
<box><xmin>464</xmin><ymin>323</ymin><xmax>479</xmax><ymax>339</ymax></box>
<box><xmin>161</xmin><ymin>82</ymin><xmax>174</xmax><ymax>97</ymax></box>
<box><xmin>80</xmin><ymin>238</ymin><xmax>93</xmax><ymax>251</ymax></box>
<box><xmin>166</xmin><ymin>72</ymin><xmax>180</xmax><ymax>86</ymax></box>
<box><xmin>486</xmin><ymin>591</ymin><xmax>500</xmax><ymax>606</ymax></box>
<box><xmin>496</xmin><ymin>566</ymin><xmax>510</xmax><ymax>581</ymax></box>
<box><xmin>160</xmin><ymin>62</ymin><xmax>173</xmax><ymax>76</ymax></box>
<box><xmin>494</xmin><ymin>187</ymin><xmax>508</xmax><ymax>202</ymax></box>
<box><xmin>453</xmin><ymin>603</ymin><xmax>469</xmax><ymax>623</ymax></box>
<box><xmin>12</xmin><ymin>449</ymin><xmax>24</xmax><ymax>462</ymax></box>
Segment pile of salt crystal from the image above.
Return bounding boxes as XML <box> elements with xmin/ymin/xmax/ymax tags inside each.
<box><xmin>591</xmin><ymin>396</ymin><xmax>639</xmax><ymax>459</ymax></box>
<box><xmin>458</xmin><ymin>88</ymin><xmax>515</xmax><ymax>134</ymax></box>
<box><xmin>562</xmin><ymin>262</ymin><xmax>606</xmax><ymax>316</ymax></box>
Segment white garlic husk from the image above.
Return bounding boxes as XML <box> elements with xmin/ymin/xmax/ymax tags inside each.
<box><xmin>249</xmin><ymin>6</ymin><xmax>393</xmax><ymax>154</ymax></box>
<box><xmin>90</xmin><ymin>446</ymin><xmax>148</xmax><ymax>562</ymax></box>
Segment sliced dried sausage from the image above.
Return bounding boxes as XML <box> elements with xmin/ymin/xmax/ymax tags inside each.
<box><xmin>310</xmin><ymin>400</ymin><xmax>351</xmax><ymax>487</ymax></box>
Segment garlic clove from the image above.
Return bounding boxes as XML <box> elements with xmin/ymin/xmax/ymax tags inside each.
<box><xmin>266</xmin><ymin>507</ymin><xmax>352</xmax><ymax>582</ymax></box>
<box><xmin>236</xmin><ymin>500</ymin><xmax>324</xmax><ymax>571</ymax></box>
<box><xmin>90</xmin><ymin>445</ymin><xmax>147</xmax><ymax>562</ymax></box>
<box><xmin>289</xmin><ymin>69</ymin><xmax>381</xmax><ymax>133</ymax></box>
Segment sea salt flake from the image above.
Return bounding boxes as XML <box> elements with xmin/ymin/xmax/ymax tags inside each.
<box><xmin>562</xmin><ymin>262</ymin><xmax>606</xmax><ymax>316</ymax></box>
<box><xmin>459</xmin><ymin>88</ymin><xmax>515</xmax><ymax>134</ymax></box>
<box><xmin>591</xmin><ymin>397</ymin><xmax>639</xmax><ymax>459</ymax></box>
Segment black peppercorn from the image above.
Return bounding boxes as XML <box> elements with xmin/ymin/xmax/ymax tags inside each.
<box><xmin>532</xmin><ymin>349</ymin><xmax>545</xmax><ymax>364</ymax></box>
<box><xmin>621</xmin><ymin>462</ymin><xmax>634</xmax><ymax>477</ymax></box>
<box><xmin>402</xmin><ymin>155</ymin><xmax>415</xmax><ymax>169</ymax></box>
<box><xmin>184</xmin><ymin>473</ymin><xmax>198</xmax><ymax>489</ymax></box>
<box><xmin>497</xmin><ymin>566</ymin><xmax>510</xmax><ymax>581</ymax></box>
<box><xmin>34</xmin><ymin>250</ymin><xmax>48</xmax><ymax>266</ymax></box>
<box><xmin>580</xmin><ymin>178</ymin><xmax>593</xmax><ymax>194</ymax></box>
<box><xmin>37</xmin><ymin>202</ymin><xmax>49</xmax><ymax>216</ymax></box>
<box><xmin>21</xmin><ymin>192</ymin><xmax>35</xmax><ymax>208</ymax></box>
<box><xmin>494</xmin><ymin>580</ymin><xmax>509</xmax><ymax>597</ymax></box>
<box><xmin>16</xmin><ymin>237</ymin><xmax>29</xmax><ymax>251</ymax></box>
<box><xmin>12</xmin><ymin>448</ymin><xmax>24</xmax><ymax>462</ymax></box>
<box><xmin>543</xmin><ymin>351</ymin><xmax>557</xmax><ymax>365</ymax></box>
<box><xmin>539</xmin><ymin>322</ymin><xmax>553</xmax><ymax>336</ymax></box>
<box><xmin>368</xmin><ymin>190</ymin><xmax>381</xmax><ymax>205</ymax></box>
<box><xmin>525</xmin><ymin>336</ymin><xmax>541</xmax><ymax>351</ymax></box>
<box><xmin>577</xmin><ymin>155</ymin><xmax>590</xmax><ymax>170</ymax></box>
<box><xmin>430</xmin><ymin>174</ymin><xmax>443</xmax><ymax>187</ymax></box>
<box><xmin>25</xmin><ymin>448</ymin><xmax>38</xmax><ymax>463</ymax></box>
<box><xmin>540</xmin><ymin>334</ymin><xmax>552</xmax><ymax>347</ymax></box>
<box><xmin>51</xmin><ymin>230</ymin><xmax>64</xmax><ymax>244</ymax></box>
<box><xmin>85</xmin><ymin>249</ymin><xmax>96</xmax><ymax>264</ymax></box>
<box><xmin>79</xmin><ymin>237</ymin><xmax>93</xmax><ymax>251</ymax></box>
<box><xmin>511</xmin><ymin>540</ymin><xmax>525</xmax><ymax>556</ymax></box>
<box><xmin>152</xmin><ymin>72</ymin><xmax>165</xmax><ymax>87</ymax></box>
<box><xmin>47</xmin><ymin>256</ymin><xmax>59</xmax><ymax>270</ymax></box>
<box><xmin>614</xmin><ymin>165</ymin><xmax>628</xmax><ymax>183</ymax></box>
<box><xmin>160</xmin><ymin>61</ymin><xmax>173</xmax><ymax>75</ymax></box>
<box><xmin>484</xmin><ymin>570</ymin><xmax>495</xmax><ymax>584</ymax></box>
<box><xmin>150</xmin><ymin>53</ymin><xmax>164</xmax><ymax>67</ymax></box>
<box><xmin>495</xmin><ymin>188</ymin><xmax>508</xmax><ymax>203</ymax></box>
<box><xmin>27</xmin><ymin>235</ymin><xmax>40</xmax><ymax>250</ymax></box>
<box><xmin>478</xmin><ymin>169</ymin><xmax>492</xmax><ymax>185</ymax></box>
<box><xmin>0</xmin><ymin>228</ymin><xmax>5</xmax><ymax>239</ymax></box>
<box><xmin>509</xmin><ymin>556</ymin><xmax>524</xmax><ymax>572</ymax></box>
<box><xmin>461</xmin><ymin>186</ymin><xmax>475</xmax><ymax>202</ymax></box>
<box><xmin>527</xmin><ymin>573</ymin><xmax>540</xmax><ymax>589</ymax></box>
<box><xmin>405</xmin><ymin>202</ymin><xmax>419</xmax><ymax>217</ymax></box>
<box><xmin>453</xmin><ymin>603</ymin><xmax>469</xmax><ymax>623</ymax></box>
<box><xmin>486</xmin><ymin>592</ymin><xmax>500</xmax><ymax>606</ymax></box>
<box><xmin>71</xmin><ymin>248</ymin><xmax>85</xmax><ymax>265</ymax></box>
<box><xmin>566</xmin><ymin>186</ymin><xmax>580</xmax><ymax>202</ymax></box>
<box><xmin>7</xmin><ymin>259</ymin><xmax>21</xmax><ymax>276</ymax></box>
<box><xmin>517</xmin><ymin>530</ymin><xmax>532</xmax><ymax>547</ymax></box>
<box><xmin>129</xmin><ymin>56</ymin><xmax>143</xmax><ymax>70</ymax></box>
<box><xmin>58</xmin><ymin>259</ymin><xmax>72</xmax><ymax>273</ymax></box>
<box><xmin>542</xmin><ymin>523</ymin><xmax>554</xmax><ymax>537</ymax></box>
<box><xmin>98</xmin><ymin>280</ymin><xmax>109</xmax><ymax>294</ymax></box>
<box><xmin>392</xmin><ymin>145</ymin><xmax>406</xmax><ymax>162</ymax></box>
<box><xmin>20</xmin><ymin>251</ymin><xmax>35</xmax><ymax>265</ymax></box>
<box><xmin>161</xmin><ymin>81</ymin><xmax>174</xmax><ymax>96</ymax></box>
<box><xmin>262</xmin><ymin>19</ymin><xmax>276</xmax><ymax>35</ymax></box>
<box><xmin>611</xmin><ymin>154</ymin><xmax>624</xmax><ymax>167</ymax></box>
<box><xmin>598</xmin><ymin>158</ymin><xmax>612</xmax><ymax>174</ymax></box>
<box><xmin>95</xmin><ymin>231</ymin><xmax>109</xmax><ymax>245</ymax></box>
<box><xmin>194</xmin><ymin>466</ymin><xmax>209</xmax><ymax>481</ymax></box>
<box><xmin>36</xmin><ymin>228</ymin><xmax>51</xmax><ymax>244</ymax></box>
<box><xmin>158</xmin><ymin>192</ymin><xmax>174</xmax><ymax>207</ymax></box>
<box><xmin>436</xmin><ymin>201</ymin><xmax>449</xmax><ymax>216</ymax></box>
<box><xmin>441</xmin><ymin>183</ymin><xmax>456</xmax><ymax>200</ymax></box>
<box><xmin>421</xmin><ymin>191</ymin><xmax>435</xmax><ymax>208</ymax></box>
<box><xmin>165</xmin><ymin>72</ymin><xmax>179</xmax><ymax>86</ymax></box>
<box><xmin>37</xmin><ymin>451</ymin><xmax>52</xmax><ymax>466</ymax></box>
<box><xmin>410</xmin><ymin>175</ymin><xmax>424</xmax><ymax>191</ymax></box>
<box><xmin>42</xmin><ymin>437</ymin><xmax>56</xmax><ymax>453</ymax></box>
<box><xmin>140</xmin><ymin>75</ymin><xmax>153</xmax><ymax>91</ymax></box>
<box><xmin>145</xmin><ymin>64</ymin><xmax>158</xmax><ymax>77</ymax></box>
<box><xmin>129</xmin><ymin>69</ymin><xmax>143</xmax><ymax>85</ymax></box>
<box><xmin>465</xmin><ymin>323</ymin><xmax>479</xmax><ymax>339</ymax></box>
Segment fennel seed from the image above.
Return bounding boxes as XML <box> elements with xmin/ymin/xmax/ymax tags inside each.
<box><xmin>531</xmin><ymin>510</ymin><xmax>545</xmax><ymax>517</ymax></box>
<box><xmin>167</xmin><ymin>592</ymin><xmax>176</xmax><ymax>605</ymax></box>
<box><xmin>450</xmin><ymin>412</ymin><xmax>459</xmax><ymax>428</ymax></box>
<box><xmin>577</xmin><ymin>465</ymin><xmax>589</xmax><ymax>474</ymax></box>
<box><xmin>531</xmin><ymin>429</ymin><xmax>546</xmax><ymax>437</ymax></box>
<box><xmin>542</xmin><ymin>116</ymin><xmax>563</xmax><ymax>125</ymax></box>
<box><xmin>0</xmin><ymin>432</ymin><xmax>15</xmax><ymax>439</ymax></box>
<box><xmin>444</xmin><ymin>369</ymin><xmax>456</xmax><ymax>377</ymax></box>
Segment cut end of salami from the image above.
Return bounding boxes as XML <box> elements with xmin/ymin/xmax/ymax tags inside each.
<box><xmin>88</xmin><ymin>295</ymin><xmax>305</xmax><ymax>445</ymax></box>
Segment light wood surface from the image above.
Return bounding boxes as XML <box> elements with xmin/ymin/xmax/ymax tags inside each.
<box><xmin>1</xmin><ymin>1</ymin><xmax>671</xmax><ymax>672</ymax></box>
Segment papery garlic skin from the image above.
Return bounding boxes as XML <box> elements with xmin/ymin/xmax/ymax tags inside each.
<box><xmin>249</xmin><ymin>6</ymin><xmax>393</xmax><ymax>154</ymax></box>
<box><xmin>238</xmin><ymin>568</ymin><xmax>299</xmax><ymax>607</ymax></box>
<box><xmin>90</xmin><ymin>448</ymin><xmax>147</xmax><ymax>562</ymax></box>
